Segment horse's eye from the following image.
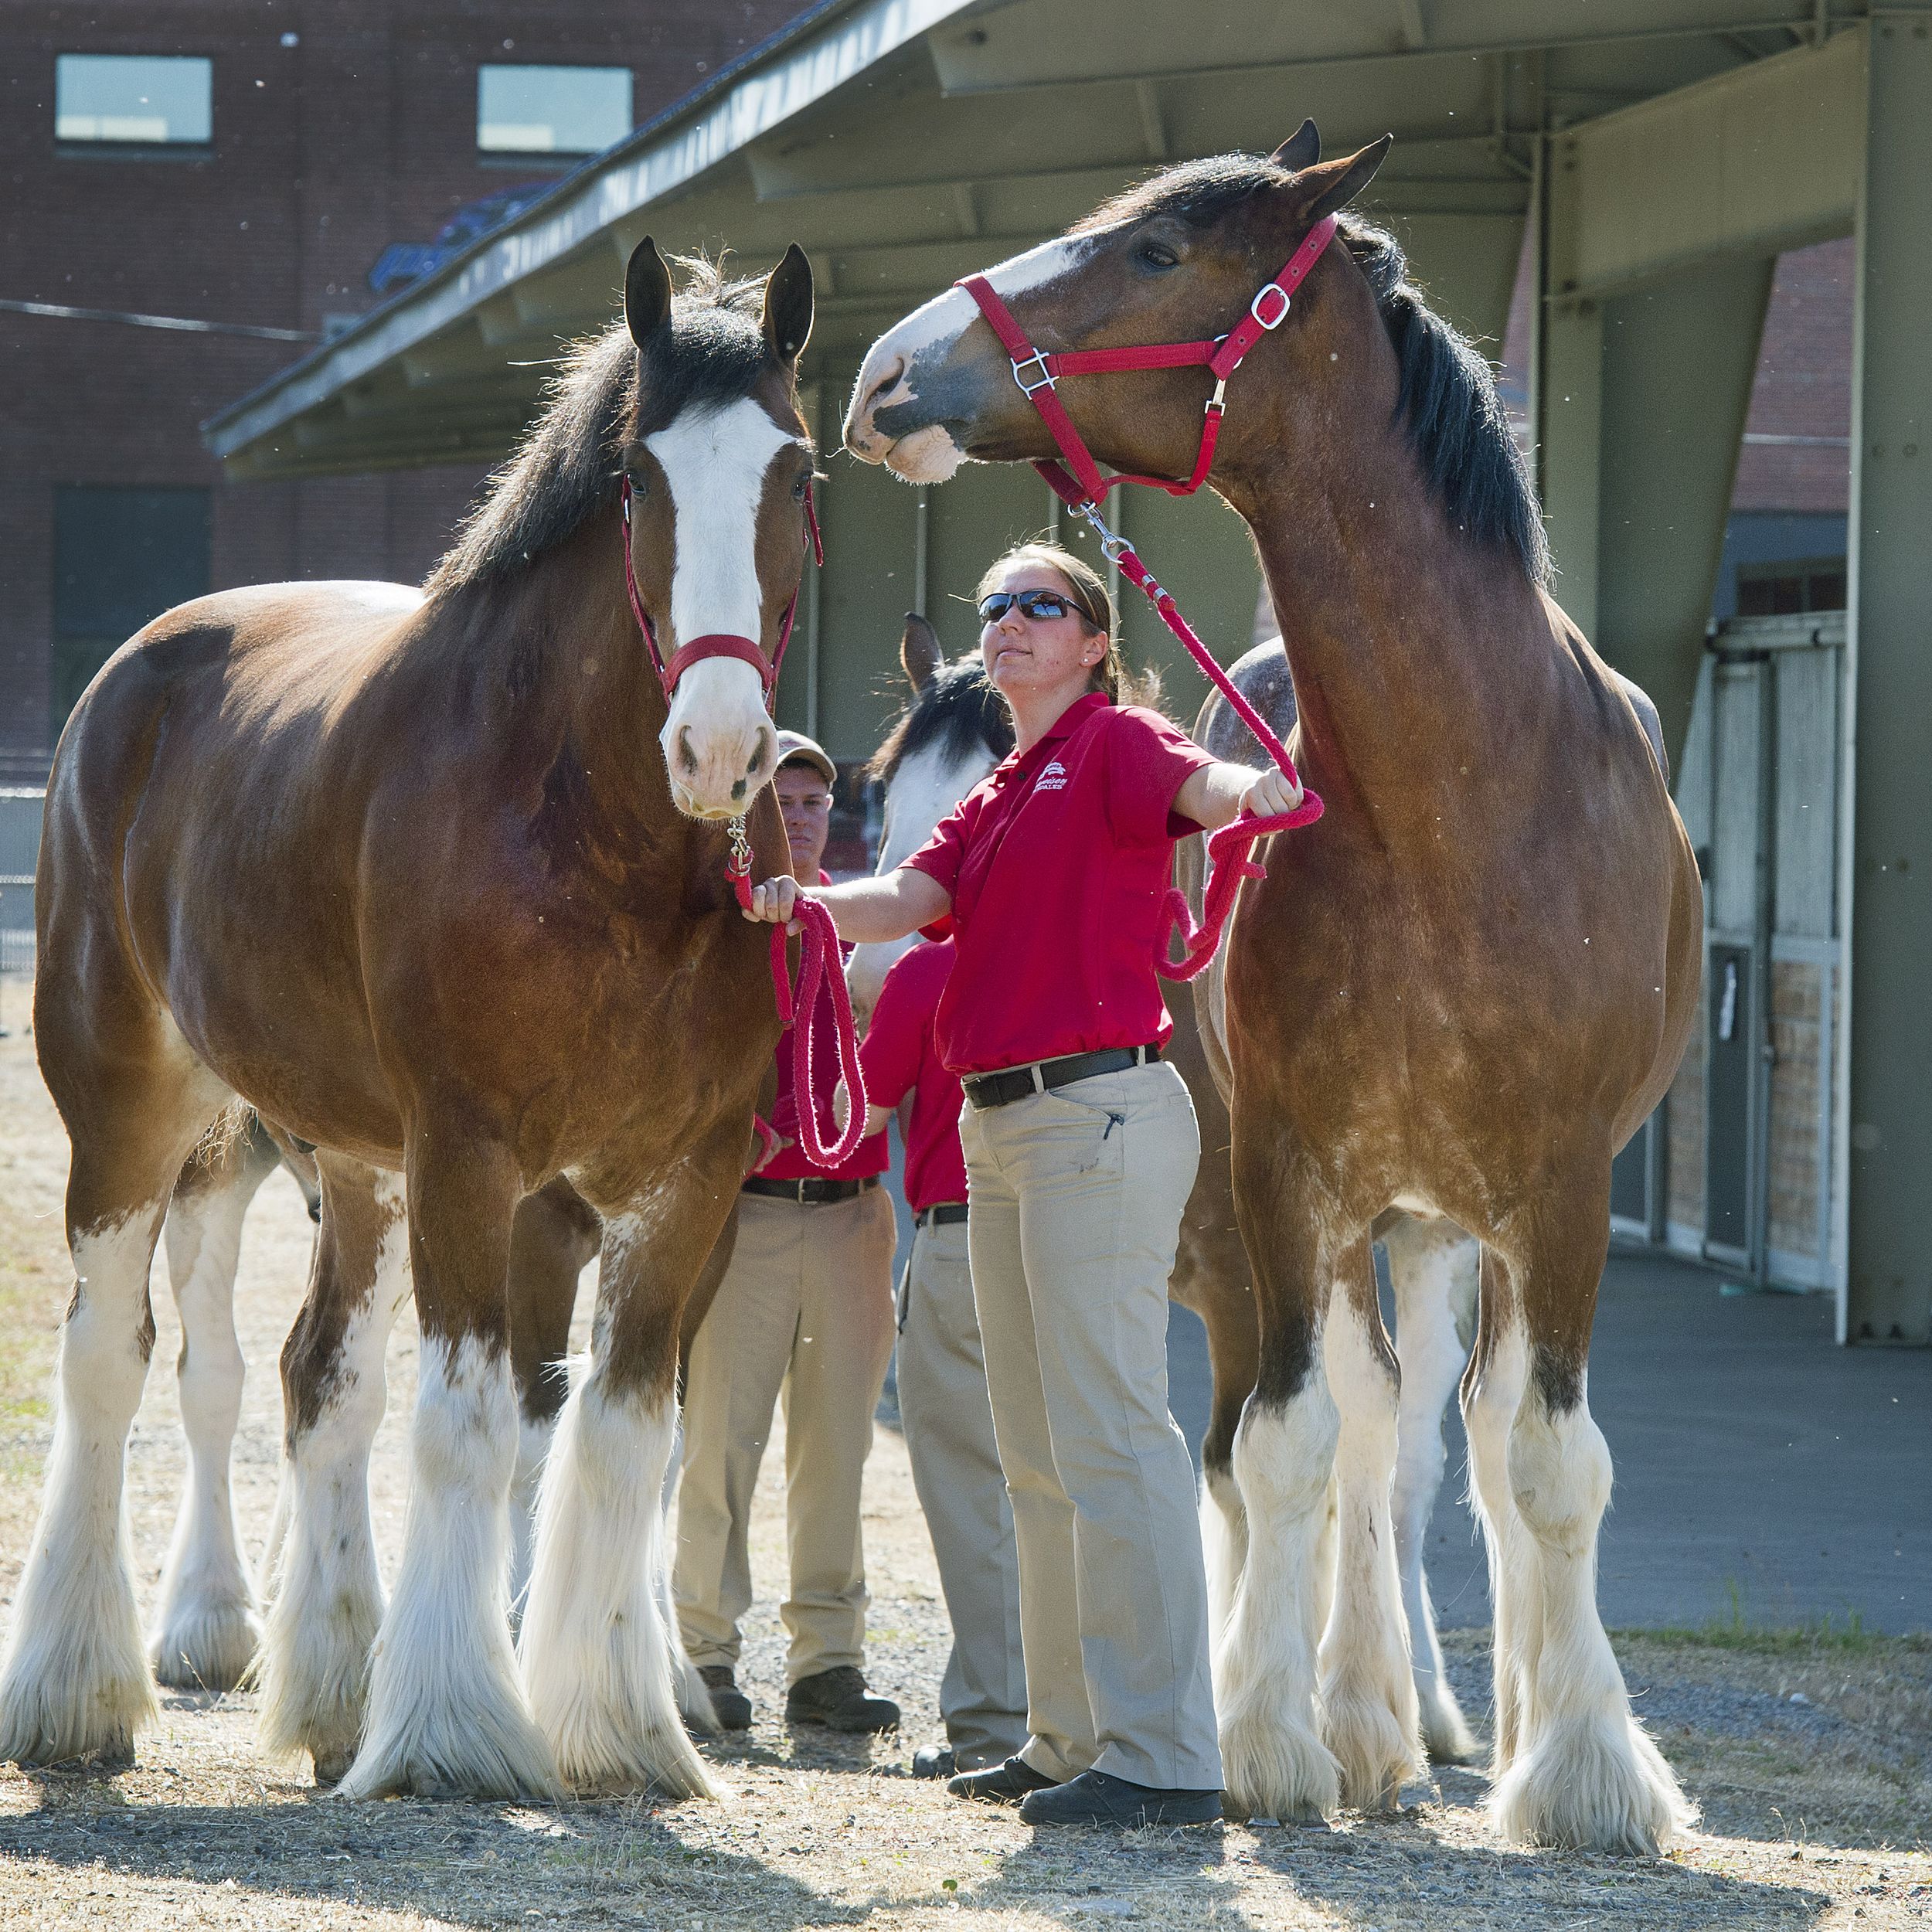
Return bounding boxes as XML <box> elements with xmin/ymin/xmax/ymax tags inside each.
<box><xmin>1138</xmin><ymin>242</ymin><xmax>1179</xmax><ymax>270</ymax></box>
<box><xmin>791</xmin><ymin>474</ymin><xmax>809</xmax><ymax>503</ymax></box>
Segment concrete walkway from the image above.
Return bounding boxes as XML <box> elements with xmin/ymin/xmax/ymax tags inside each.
<box><xmin>1166</xmin><ymin>1245</ymin><xmax>1931</xmax><ymax>1634</ymax></box>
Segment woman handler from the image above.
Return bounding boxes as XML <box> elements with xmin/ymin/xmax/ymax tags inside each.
<box><xmin>744</xmin><ymin>543</ymin><xmax>1298</xmax><ymax>1828</ymax></box>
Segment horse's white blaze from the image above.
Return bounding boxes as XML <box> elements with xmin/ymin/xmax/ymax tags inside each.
<box><xmin>1217</xmin><ymin>1380</ymin><xmax>1342</xmax><ymax>1821</ymax></box>
<box><xmin>520</xmin><ymin>1358</ymin><xmax>720</xmax><ymax>1796</ymax></box>
<box><xmin>1383</xmin><ymin>1216</ymin><xmax>1480</xmax><ymax>1764</ymax></box>
<box><xmin>649</xmin><ymin>399</ymin><xmax>796</xmax><ymax>818</ymax></box>
<box><xmin>338</xmin><ymin>1332</ymin><xmax>560</xmax><ymax>1800</ymax></box>
<box><xmin>845</xmin><ymin>234</ymin><xmax>1097</xmax><ymax>478</ymax></box>
<box><xmin>847</xmin><ymin>732</ymin><xmax>998</xmax><ymax>1022</ymax></box>
<box><xmin>0</xmin><ymin>1209</ymin><xmax>162</xmax><ymax>1765</ymax></box>
<box><xmin>150</xmin><ymin>1178</ymin><xmax>260</xmax><ymax>1689</ymax></box>
<box><xmin>256</xmin><ymin>1177</ymin><xmax>410</xmax><ymax>1775</ymax></box>
<box><xmin>1318</xmin><ymin>1289</ymin><xmax>1423</xmax><ymax>1808</ymax></box>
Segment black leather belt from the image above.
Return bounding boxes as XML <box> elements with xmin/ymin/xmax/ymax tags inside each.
<box><xmin>741</xmin><ymin>1175</ymin><xmax>879</xmax><ymax>1206</ymax></box>
<box><xmin>915</xmin><ymin>1202</ymin><xmax>970</xmax><ymax>1227</ymax></box>
<box><xmin>962</xmin><ymin>1043</ymin><xmax>1161</xmax><ymax>1111</ymax></box>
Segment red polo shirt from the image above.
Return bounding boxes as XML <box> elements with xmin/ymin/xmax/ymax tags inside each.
<box><xmin>859</xmin><ymin>939</ymin><xmax>969</xmax><ymax>1213</ymax></box>
<box><xmin>901</xmin><ymin>693</ymin><xmax>1216</xmax><ymax>1075</ymax></box>
<box><xmin>760</xmin><ymin>871</ymin><xmax>889</xmax><ymax>1184</ymax></box>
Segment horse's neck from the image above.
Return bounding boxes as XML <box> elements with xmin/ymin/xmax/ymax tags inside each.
<box><xmin>1226</xmin><ymin>444</ymin><xmax>1548</xmax><ymax>826</ymax></box>
<box><xmin>440</xmin><ymin>518</ymin><xmax>684</xmax><ymax>847</ymax></box>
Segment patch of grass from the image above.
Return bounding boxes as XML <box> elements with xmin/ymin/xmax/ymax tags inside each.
<box><xmin>1618</xmin><ymin>1580</ymin><xmax>1930</xmax><ymax>1657</ymax></box>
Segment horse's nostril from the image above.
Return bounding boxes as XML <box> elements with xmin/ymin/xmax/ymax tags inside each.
<box><xmin>750</xmin><ymin>727</ymin><xmax>774</xmax><ymax>776</ymax></box>
<box><xmin>677</xmin><ymin>726</ymin><xmax>699</xmax><ymax>777</ymax></box>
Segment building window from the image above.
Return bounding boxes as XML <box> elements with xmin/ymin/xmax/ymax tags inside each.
<box><xmin>51</xmin><ymin>485</ymin><xmax>210</xmax><ymax>730</ymax></box>
<box><xmin>477</xmin><ymin>65</ymin><xmax>631</xmax><ymax>156</ymax></box>
<box><xmin>1736</xmin><ymin>559</ymin><xmax>1846</xmax><ymax>618</ymax></box>
<box><xmin>55</xmin><ymin>54</ymin><xmax>212</xmax><ymax>145</ymax></box>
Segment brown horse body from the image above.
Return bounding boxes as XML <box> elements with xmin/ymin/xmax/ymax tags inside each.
<box><xmin>845</xmin><ymin>131</ymin><xmax>1700</xmax><ymax>1851</ymax></box>
<box><xmin>0</xmin><ymin>247</ymin><xmax>816</xmax><ymax>1800</ymax></box>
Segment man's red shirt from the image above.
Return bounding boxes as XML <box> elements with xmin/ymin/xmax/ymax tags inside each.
<box><xmin>858</xmin><ymin>938</ymin><xmax>968</xmax><ymax>1213</ymax></box>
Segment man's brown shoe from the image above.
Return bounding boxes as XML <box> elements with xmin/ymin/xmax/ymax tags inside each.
<box><xmin>784</xmin><ymin>1665</ymin><xmax>900</xmax><ymax>1734</ymax></box>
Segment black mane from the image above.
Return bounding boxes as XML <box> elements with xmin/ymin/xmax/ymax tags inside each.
<box><xmin>1078</xmin><ymin>155</ymin><xmax>1549</xmax><ymax>586</ymax></box>
<box><xmin>427</xmin><ymin>257</ymin><xmax>770</xmax><ymax>596</ymax></box>
<box><xmin>869</xmin><ymin>651</ymin><xmax>1014</xmax><ymax>784</ymax></box>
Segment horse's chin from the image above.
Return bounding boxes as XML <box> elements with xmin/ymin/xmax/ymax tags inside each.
<box><xmin>883</xmin><ymin>424</ymin><xmax>966</xmax><ymax>485</ymax></box>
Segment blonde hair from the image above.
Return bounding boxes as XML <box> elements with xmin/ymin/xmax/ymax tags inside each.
<box><xmin>974</xmin><ymin>541</ymin><xmax>1161</xmax><ymax>710</ymax></box>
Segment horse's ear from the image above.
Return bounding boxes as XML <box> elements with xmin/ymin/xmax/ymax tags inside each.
<box><xmin>1272</xmin><ymin>119</ymin><xmax>1320</xmax><ymax>172</ymax></box>
<box><xmin>764</xmin><ymin>243</ymin><xmax>815</xmax><ymax>367</ymax></box>
<box><xmin>1298</xmin><ymin>135</ymin><xmax>1392</xmax><ymax>223</ymax></box>
<box><xmin>625</xmin><ymin>238</ymin><xmax>672</xmax><ymax>348</ymax></box>
<box><xmin>900</xmin><ymin>613</ymin><xmax>944</xmax><ymax>692</ymax></box>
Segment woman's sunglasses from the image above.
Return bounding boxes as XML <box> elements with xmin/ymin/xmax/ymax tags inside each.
<box><xmin>978</xmin><ymin>589</ymin><xmax>1080</xmax><ymax>624</ymax></box>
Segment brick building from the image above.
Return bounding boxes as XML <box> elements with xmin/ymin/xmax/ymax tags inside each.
<box><xmin>0</xmin><ymin>0</ymin><xmax>804</xmax><ymax>781</ymax></box>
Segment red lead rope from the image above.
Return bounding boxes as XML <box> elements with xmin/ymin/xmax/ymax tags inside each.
<box><xmin>726</xmin><ymin>825</ymin><xmax>868</xmax><ymax>1171</ymax></box>
<box><xmin>957</xmin><ymin>219</ymin><xmax>1337</xmax><ymax>980</ymax></box>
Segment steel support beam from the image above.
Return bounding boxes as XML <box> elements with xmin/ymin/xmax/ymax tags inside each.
<box><xmin>1840</xmin><ymin>10</ymin><xmax>1932</xmax><ymax>1345</ymax></box>
<box><xmin>1597</xmin><ymin>259</ymin><xmax>1773</xmax><ymax>763</ymax></box>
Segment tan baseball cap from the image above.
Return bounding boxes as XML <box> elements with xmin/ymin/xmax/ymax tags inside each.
<box><xmin>774</xmin><ymin>730</ymin><xmax>836</xmax><ymax>787</ymax></box>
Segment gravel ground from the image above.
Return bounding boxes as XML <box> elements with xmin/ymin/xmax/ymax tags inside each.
<box><xmin>1</xmin><ymin>1026</ymin><xmax>1927</xmax><ymax>1930</ymax></box>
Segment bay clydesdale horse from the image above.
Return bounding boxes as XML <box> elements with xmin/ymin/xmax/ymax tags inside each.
<box><xmin>842</xmin><ymin>128</ymin><xmax>1702</xmax><ymax>1852</ymax></box>
<box><xmin>1</xmin><ymin>243</ymin><xmax>818</xmax><ymax>1802</ymax></box>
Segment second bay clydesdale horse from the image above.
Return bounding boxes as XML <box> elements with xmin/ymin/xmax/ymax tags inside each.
<box><xmin>843</xmin><ymin>129</ymin><xmax>1702</xmax><ymax>1852</ymax></box>
<box><xmin>1</xmin><ymin>243</ymin><xmax>818</xmax><ymax>1801</ymax></box>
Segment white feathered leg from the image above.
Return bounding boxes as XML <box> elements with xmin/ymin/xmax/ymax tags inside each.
<box><xmin>150</xmin><ymin>1159</ymin><xmax>270</xmax><ymax>1691</ymax></box>
<box><xmin>339</xmin><ymin>1332</ymin><xmax>559</xmax><ymax>1799</ymax></box>
<box><xmin>521</xmin><ymin>1364</ymin><xmax>720</xmax><ymax>1794</ymax></box>
<box><xmin>1216</xmin><ymin>1382</ymin><xmax>1342</xmax><ymax>1822</ymax></box>
<box><xmin>0</xmin><ymin>1209</ymin><xmax>165</xmax><ymax>1765</ymax></box>
<box><xmin>1492</xmin><ymin>1377</ymin><xmax>1695</xmax><ymax>1852</ymax></box>
<box><xmin>1317</xmin><ymin>1271</ymin><xmax>1423</xmax><ymax>1810</ymax></box>
<box><xmin>1199</xmin><ymin>1461</ymin><xmax>1248</xmax><ymax>1663</ymax></box>
<box><xmin>1383</xmin><ymin>1216</ymin><xmax>1479</xmax><ymax>1764</ymax></box>
<box><xmin>255</xmin><ymin>1172</ymin><xmax>410</xmax><ymax>1782</ymax></box>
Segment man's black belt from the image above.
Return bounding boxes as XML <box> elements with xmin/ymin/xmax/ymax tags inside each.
<box><xmin>962</xmin><ymin>1043</ymin><xmax>1161</xmax><ymax>1112</ymax></box>
<box><xmin>915</xmin><ymin>1202</ymin><xmax>970</xmax><ymax>1227</ymax></box>
<box><xmin>741</xmin><ymin>1175</ymin><xmax>879</xmax><ymax>1206</ymax></box>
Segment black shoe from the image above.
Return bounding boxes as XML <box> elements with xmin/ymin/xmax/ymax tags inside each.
<box><xmin>1019</xmin><ymin>1770</ymin><xmax>1225</xmax><ymax>1828</ymax></box>
<box><xmin>912</xmin><ymin>1744</ymin><xmax>957</xmax><ymax>1780</ymax></box>
<box><xmin>946</xmin><ymin>1755</ymin><xmax>1059</xmax><ymax>1804</ymax></box>
<box><xmin>785</xmin><ymin>1665</ymin><xmax>900</xmax><ymax>1734</ymax></box>
<box><xmin>698</xmin><ymin>1665</ymin><xmax>752</xmax><ymax>1731</ymax></box>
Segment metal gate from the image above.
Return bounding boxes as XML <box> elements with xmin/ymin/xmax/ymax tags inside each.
<box><xmin>1621</xmin><ymin>613</ymin><xmax>1845</xmax><ymax>1292</ymax></box>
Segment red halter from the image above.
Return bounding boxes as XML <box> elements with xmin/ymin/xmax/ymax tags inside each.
<box><xmin>621</xmin><ymin>473</ymin><xmax>824</xmax><ymax>706</ymax></box>
<box><xmin>956</xmin><ymin>216</ymin><xmax>1337</xmax><ymax>981</ymax></box>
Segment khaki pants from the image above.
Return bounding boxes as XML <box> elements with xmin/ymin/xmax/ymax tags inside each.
<box><xmin>961</xmin><ymin>1060</ymin><xmax>1221</xmax><ymax>1791</ymax></box>
<box><xmin>897</xmin><ymin>1217</ymin><xmax>1027</xmax><ymax>1769</ymax></box>
<box><xmin>674</xmin><ymin>1185</ymin><xmax>897</xmax><ymax>1681</ymax></box>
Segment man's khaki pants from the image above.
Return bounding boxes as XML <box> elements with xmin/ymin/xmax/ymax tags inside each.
<box><xmin>896</xmin><ymin>1216</ymin><xmax>1027</xmax><ymax>1769</ymax></box>
<box><xmin>674</xmin><ymin>1184</ymin><xmax>897</xmax><ymax>1682</ymax></box>
<box><xmin>960</xmin><ymin>1060</ymin><xmax>1223</xmax><ymax>1791</ymax></box>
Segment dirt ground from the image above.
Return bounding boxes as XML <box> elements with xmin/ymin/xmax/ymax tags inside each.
<box><xmin>0</xmin><ymin>1022</ymin><xmax>1926</xmax><ymax>1930</ymax></box>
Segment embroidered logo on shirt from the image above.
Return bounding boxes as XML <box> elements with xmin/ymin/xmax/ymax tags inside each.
<box><xmin>1033</xmin><ymin>759</ymin><xmax>1070</xmax><ymax>794</ymax></box>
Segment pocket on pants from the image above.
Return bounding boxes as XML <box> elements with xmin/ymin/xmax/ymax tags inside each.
<box><xmin>1032</xmin><ymin>1090</ymin><xmax>1128</xmax><ymax>1178</ymax></box>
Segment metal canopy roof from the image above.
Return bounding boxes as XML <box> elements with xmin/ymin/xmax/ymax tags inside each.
<box><xmin>204</xmin><ymin>0</ymin><xmax>1836</xmax><ymax>479</ymax></box>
